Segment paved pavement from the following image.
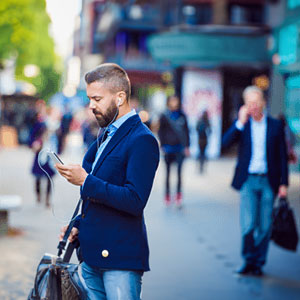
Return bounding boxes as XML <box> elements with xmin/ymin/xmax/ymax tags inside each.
<box><xmin>0</xmin><ymin>137</ymin><xmax>300</xmax><ymax>300</ymax></box>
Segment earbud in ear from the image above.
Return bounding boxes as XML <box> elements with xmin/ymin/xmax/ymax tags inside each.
<box><xmin>118</xmin><ymin>98</ymin><xmax>121</xmax><ymax>106</ymax></box>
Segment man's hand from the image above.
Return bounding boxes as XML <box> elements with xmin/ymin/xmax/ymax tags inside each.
<box><xmin>59</xmin><ymin>225</ymin><xmax>79</xmax><ymax>242</ymax></box>
<box><xmin>278</xmin><ymin>184</ymin><xmax>288</xmax><ymax>198</ymax></box>
<box><xmin>238</xmin><ymin>105</ymin><xmax>250</xmax><ymax>125</ymax></box>
<box><xmin>55</xmin><ymin>164</ymin><xmax>88</xmax><ymax>186</ymax></box>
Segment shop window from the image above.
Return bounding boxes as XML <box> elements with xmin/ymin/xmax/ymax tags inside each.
<box><xmin>288</xmin><ymin>0</ymin><xmax>300</xmax><ymax>9</ymax></box>
<box><xmin>285</xmin><ymin>84</ymin><xmax>300</xmax><ymax>140</ymax></box>
<box><xmin>114</xmin><ymin>31</ymin><xmax>150</xmax><ymax>59</ymax></box>
<box><xmin>229</xmin><ymin>4</ymin><xmax>264</xmax><ymax>25</ymax></box>
<box><xmin>123</xmin><ymin>3</ymin><xmax>160</xmax><ymax>24</ymax></box>
<box><xmin>279</xmin><ymin>24</ymin><xmax>299</xmax><ymax>65</ymax></box>
<box><xmin>182</xmin><ymin>4</ymin><xmax>213</xmax><ymax>25</ymax></box>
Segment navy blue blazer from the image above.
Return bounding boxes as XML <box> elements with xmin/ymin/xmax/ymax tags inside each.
<box><xmin>222</xmin><ymin>116</ymin><xmax>288</xmax><ymax>193</ymax></box>
<box><xmin>77</xmin><ymin>114</ymin><xmax>159</xmax><ymax>271</ymax></box>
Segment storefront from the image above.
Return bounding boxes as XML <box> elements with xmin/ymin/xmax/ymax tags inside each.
<box><xmin>274</xmin><ymin>0</ymin><xmax>300</xmax><ymax>171</ymax></box>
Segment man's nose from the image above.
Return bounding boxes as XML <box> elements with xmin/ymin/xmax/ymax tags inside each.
<box><xmin>89</xmin><ymin>100</ymin><xmax>96</xmax><ymax>110</ymax></box>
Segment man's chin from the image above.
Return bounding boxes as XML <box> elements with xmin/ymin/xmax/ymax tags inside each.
<box><xmin>94</xmin><ymin>116</ymin><xmax>106</xmax><ymax>127</ymax></box>
<box><xmin>97</xmin><ymin>120</ymin><xmax>108</xmax><ymax>127</ymax></box>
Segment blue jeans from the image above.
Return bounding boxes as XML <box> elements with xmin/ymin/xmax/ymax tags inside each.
<box><xmin>240</xmin><ymin>175</ymin><xmax>275</xmax><ymax>267</ymax></box>
<box><xmin>81</xmin><ymin>262</ymin><xmax>143</xmax><ymax>300</ymax></box>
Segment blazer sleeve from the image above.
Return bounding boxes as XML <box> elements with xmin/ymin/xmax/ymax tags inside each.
<box><xmin>279</xmin><ymin>122</ymin><xmax>289</xmax><ymax>186</ymax></box>
<box><xmin>81</xmin><ymin>134</ymin><xmax>160</xmax><ymax>217</ymax></box>
<box><xmin>222</xmin><ymin>121</ymin><xmax>242</xmax><ymax>150</ymax></box>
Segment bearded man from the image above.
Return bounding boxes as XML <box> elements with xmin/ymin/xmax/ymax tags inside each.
<box><xmin>56</xmin><ymin>63</ymin><xmax>160</xmax><ymax>300</ymax></box>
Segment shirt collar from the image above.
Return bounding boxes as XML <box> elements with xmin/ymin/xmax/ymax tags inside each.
<box><xmin>108</xmin><ymin>109</ymin><xmax>136</xmax><ymax>133</ymax></box>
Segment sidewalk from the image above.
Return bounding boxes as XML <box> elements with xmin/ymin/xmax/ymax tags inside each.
<box><xmin>143</xmin><ymin>156</ymin><xmax>300</xmax><ymax>300</ymax></box>
<box><xmin>0</xmin><ymin>144</ymin><xmax>299</xmax><ymax>299</ymax></box>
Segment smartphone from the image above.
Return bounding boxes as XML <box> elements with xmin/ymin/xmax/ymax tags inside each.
<box><xmin>48</xmin><ymin>151</ymin><xmax>64</xmax><ymax>165</ymax></box>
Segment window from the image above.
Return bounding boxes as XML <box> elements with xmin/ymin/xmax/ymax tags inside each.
<box><xmin>229</xmin><ymin>4</ymin><xmax>264</xmax><ymax>25</ymax></box>
<box><xmin>288</xmin><ymin>0</ymin><xmax>300</xmax><ymax>9</ymax></box>
<box><xmin>279</xmin><ymin>24</ymin><xmax>299</xmax><ymax>65</ymax></box>
<box><xmin>182</xmin><ymin>4</ymin><xmax>213</xmax><ymax>25</ymax></box>
<box><xmin>114</xmin><ymin>31</ymin><xmax>150</xmax><ymax>59</ymax></box>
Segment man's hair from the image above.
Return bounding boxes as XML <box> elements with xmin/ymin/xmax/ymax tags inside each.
<box><xmin>243</xmin><ymin>85</ymin><xmax>264</xmax><ymax>100</ymax></box>
<box><xmin>85</xmin><ymin>63</ymin><xmax>131</xmax><ymax>101</ymax></box>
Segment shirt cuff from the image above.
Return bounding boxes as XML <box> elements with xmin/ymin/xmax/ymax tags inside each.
<box><xmin>82</xmin><ymin>174</ymin><xmax>89</xmax><ymax>190</ymax></box>
<box><xmin>235</xmin><ymin>120</ymin><xmax>245</xmax><ymax>131</ymax></box>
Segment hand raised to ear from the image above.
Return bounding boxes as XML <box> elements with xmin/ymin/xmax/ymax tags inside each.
<box><xmin>238</xmin><ymin>105</ymin><xmax>250</xmax><ymax>125</ymax></box>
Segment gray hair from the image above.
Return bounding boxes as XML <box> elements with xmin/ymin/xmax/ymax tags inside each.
<box><xmin>242</xmin><ymin>85</ymin><xmax>264</xmax><ymax>100</ymax></box>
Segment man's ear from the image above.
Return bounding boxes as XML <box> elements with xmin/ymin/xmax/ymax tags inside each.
<box><xmin>117</xmin><ymin>91</ymin><xmax>127</xmax><ymax>106</ymax></box>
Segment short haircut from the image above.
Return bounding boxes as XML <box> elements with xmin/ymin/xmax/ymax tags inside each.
<box><xmin>243</xmin><ymin>85</ymin><xmax>264</xmax><ymax>100</ymax></box>
<box><xmin>85</xmin><ymin>63</ymin><xmax>131</xmax><ymax>101</ymax></box>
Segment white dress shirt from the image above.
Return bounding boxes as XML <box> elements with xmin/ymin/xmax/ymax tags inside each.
<box><xmin>248</xmin><ymin>115</ymin><xmax>268</xmax><ymax>174</ymax></box>
<box><xmin>235</xmin><ymin>114</ymin><xmax>268</xmax><ymax>174</ymax></box>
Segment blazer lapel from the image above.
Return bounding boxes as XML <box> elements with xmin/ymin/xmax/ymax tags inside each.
<box><xmin>266</xmin><ymin>116</ymin><xmax>271</xmax><ymax>162</ymax></box>
<box><xmin>245</xmin><ymin>120</ymin><xmax>251</xmax><ymax>146</ymax></box>
<box><xmin>82</xmin><ymin>136</ymin><xmax>102</xmax><ymax>173</ymax></box>
<box><xmin>92</xmin><ymin>115</ymin><xmax>140</xmax><ymax>175</ymax></box>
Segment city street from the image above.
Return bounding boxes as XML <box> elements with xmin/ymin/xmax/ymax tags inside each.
<box><xmin>0</xmin><ymin>137</ymin><xmax>300</xmax><ymax>300</ymax></box>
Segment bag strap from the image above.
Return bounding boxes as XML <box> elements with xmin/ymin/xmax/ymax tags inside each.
<box><xmin>57</xmin><ymin>198</ymin><xmax>82</xmax><ymax>258</ymax></box>
<box><xmin>62</xmin><ymin>239</ymin><xmax>80</xmax><ymax>263</ymax></box>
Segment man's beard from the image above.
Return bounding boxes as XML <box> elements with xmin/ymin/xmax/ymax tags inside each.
<box><xmin>93</xmin><ymin>101</ymin><xmax>118</xmax><ymax>128</ymax></box>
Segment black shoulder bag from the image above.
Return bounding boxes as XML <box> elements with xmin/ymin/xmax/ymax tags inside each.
<box><xmin>27</xmin><ymin>198</ymin><xmax>87</xmax><ymax>300</ymax></box>
<box><xmin>271</xmin><ymin>197</ymin><xmax>299</xmax><ymax>252</ymax></box>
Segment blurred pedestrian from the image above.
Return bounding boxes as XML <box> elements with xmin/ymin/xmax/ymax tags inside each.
<box><xmin>57</xmin><ymin>106</ymin><xmax>73</xmax><ymax>154</ymax></box>
<box><xmin>158</xmin><ymin>95</ymin><xmax>190</xmax><ymax>208</ymax></box>
<box><xmin>130</xmin><ymin>96</ymin><xmax>140</xmax><ymax>112</ymax></box>
<box><xmin>130</xmin><ymin>96</ymin><xmax>152</xmax><ymax>129</ymax></box>
<box><xmin>196</xmin><ymin>110</ymin><xmax>211</xmax><ymax>173</ymax></box>
<box><xmin>278</xmin><ymin>113</ymin><xmax>297</xmax><ymax>164</ymax></box>
<box><xmin>222</xmin><ymin>86</ymin><xmax>288</xmax><ymax>276</ymax></box>
<box><xmin>81</xmin><ymin>107</ymin><xmax>99</xmax><ymax>150</ymax></box>
<box><xmin>56</xmin><ymin>63</ymin><xmax>159</xmax><ymax>300</ymax></box>
<box><xmin>29</xmin><ymin>109</ymin><xmax>55</xmax><ymax>208</ymax></box>
<box><xmin>45</xmin><ymin>106</ymin><xmax>60</xmax><ymax>153</ymax></box>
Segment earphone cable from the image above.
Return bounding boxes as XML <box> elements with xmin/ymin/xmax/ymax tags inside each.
<box><xmin>37</xmin><ymin>148</ymin><xmax>79</xmax><ymax>224</ymax></box>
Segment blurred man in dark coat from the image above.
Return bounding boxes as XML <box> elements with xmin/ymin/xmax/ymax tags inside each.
<box><xmin>222</xmin><ymin>86</ymin><xmax>288</xmax><ymax>276</ymax></box>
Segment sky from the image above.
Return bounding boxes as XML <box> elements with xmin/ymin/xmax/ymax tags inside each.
<box><xmin>46</xmin><ymin>0</ymin><xmax>82</xmax><ymax>58</ymax></box>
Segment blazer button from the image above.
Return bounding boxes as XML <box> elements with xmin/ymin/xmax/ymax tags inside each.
<box><xmin>82</xmin><ymin>213</ymin><xmax>85</xmax><ymax>219</ymax></box>
<box><xmin>102</xmin><ymin>250</ymin><xmax>109</xmax><ymax>258</ymax></box>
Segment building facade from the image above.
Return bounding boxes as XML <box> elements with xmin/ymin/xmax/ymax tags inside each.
<box><xmin>75</xmin><ymin>0</ymin><xmax>294</xmax><ymax>158</ymax></box>
<box><xmin>148</xmin><ymin>0</ymin><xmax>273</xmax><ymax>157</ymax></box>
<box><xmin>74</xmin><ymin>0</ymin><xmax>174</xmax><ymax>110</ymax></box>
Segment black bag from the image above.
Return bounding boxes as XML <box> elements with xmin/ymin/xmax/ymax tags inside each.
<box><xmin>271</xmin><ymin>197</ymin><xmax>299</xmax><ymax>251</ymax></box>
<box><xmin>28</xmin><ymin>199</ymin><xmax>87</xmax><ymax>300</ymax></box>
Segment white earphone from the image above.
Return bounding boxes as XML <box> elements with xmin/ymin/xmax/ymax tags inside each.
<box><xmin>118</xmin><ymin>98</ymin><xmax>121</xmax><ymax>106</ymax></box>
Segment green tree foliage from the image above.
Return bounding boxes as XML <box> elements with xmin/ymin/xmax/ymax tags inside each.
<box><xmin>0</xmin><ymin>0</ymin><xmax>61</xmax><ymax>100</ymax></box>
